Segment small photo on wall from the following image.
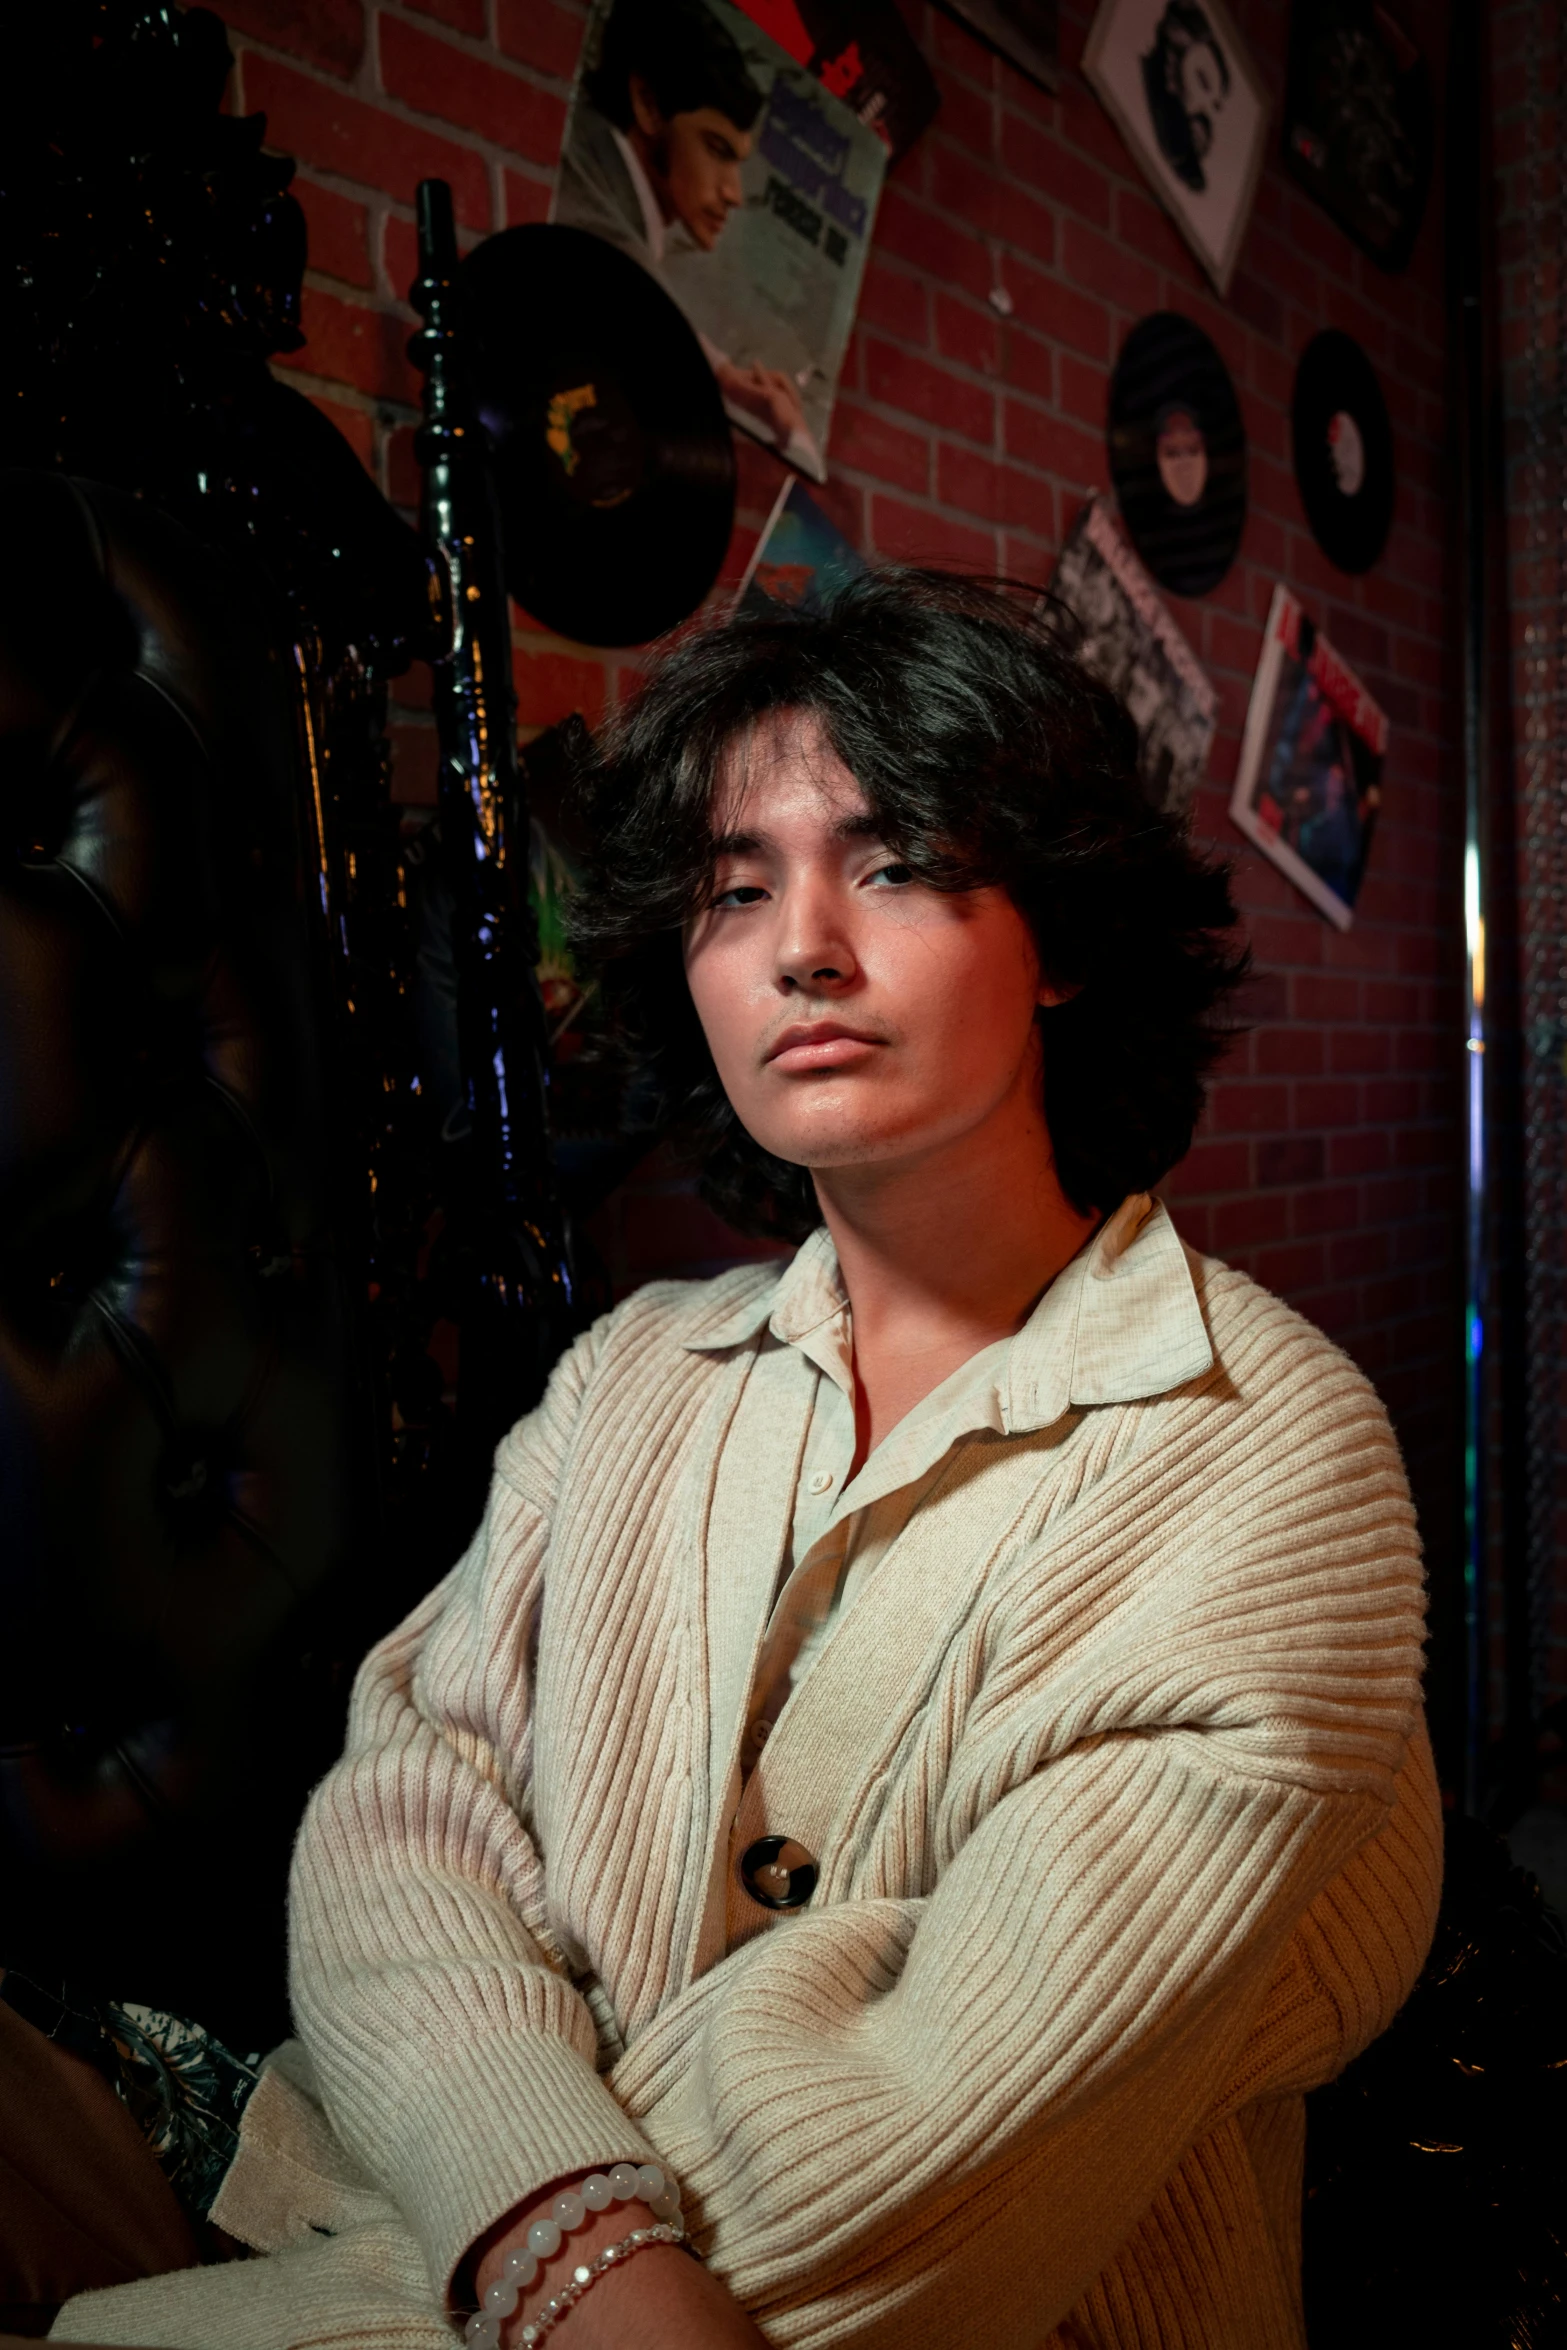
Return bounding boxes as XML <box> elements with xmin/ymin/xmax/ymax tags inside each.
<box><xmin>1230</xmin><ymin>584</ymin><xmax>1388</xmax><ymax>931</ymax></box>
<box><xmin>1083</xmin><ymin>0</ymin><xmax>1270</xmax><ymax>296</ymax></box>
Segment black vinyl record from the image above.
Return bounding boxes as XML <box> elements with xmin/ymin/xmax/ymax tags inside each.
<box><xmin>1107</xmin><ymin>314</ymin><xmax>1246</xmax><ymax>599</ymax></box>
<box><xmin>460</xmin><ymin>225</ymin><xmax>737</xmax><ymax>648</ymax></box>
<box><xmin>1292</xmin><ymin>329</ymin><xmax>1394</xmax><ymax>574</ymax></box>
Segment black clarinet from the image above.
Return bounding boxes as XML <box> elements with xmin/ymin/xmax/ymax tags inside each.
<box><xmin>408</xmin><ymin>177</ymin><xmax>575</xmax><ymax>1510</ymax></box>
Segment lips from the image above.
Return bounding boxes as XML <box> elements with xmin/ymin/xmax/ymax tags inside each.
<box><xmin>764</xmin><ymin>1021</ymin><xmax>883</xmax><ymax>1073</ymax></box>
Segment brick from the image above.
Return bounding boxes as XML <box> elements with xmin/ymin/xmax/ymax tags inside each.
<box><xmin>827</xmin><ymin>399</ymin><xmax>929</xmax><ymax>492</ymax></box>
<box><xmin>1062</xmin><ymin>218</ymin><xmax>1160</xmax><ymax>319</ymax></box>
<box><xmin>407</xmin><ymin>0</ymin><xmax>486</xmax><ymax>36</ymax></box>
<box><xmin>1256</xmin><ymin>1028</ymin><xmax>1325</xmax><ymax>1078</ymax></box>
<box><xmin>935</xmin><ymin>293</ymin><xmax>1001</xmax><ymax>377</ymax></box>
<box><xmin>296</xmin><ymin>177</ymin><xmax>372</xmax><ymax>289</ymax></box>
<box><xmin>496</xmin><ymin>0</ymin><xmax>585</xmax><ymax>79</ymax></box>
<box><xmin>505</xmin><ymin>169</ymin><xmax>553</xmax><ymax>227</ymax></box>
<box><xmin>379</xmin><ymin>15</ymin><xmax>566</xmax><ymax>166</ymax></box>
<box><xmin>276</xmin><ymin>283</ymin><xmax>419</xmax><ymax>405</ymax></box>
<box><xmin>1256</xmin><ymin>1241</ymin><xmax>1327</xmax><ymax>1294</ymax></box>
<box><xmin>865</xmin><ymin>340</ymin><xmax>994</xmax><ymax>441</ymax></box>
<box><xmin>935</xmin><ymin>79</ymin><xmax>996</xmax><ymax>158</ymax></box>
<box><xmin>245</xmin><ymin>53</ymin><xmax>492</xmax><ymax>230</ymax></box>
<box><xmin>1001</xmin><ymin>324</ymin><xmax>1054</xmax><ymax>403</ymax></box>
<box><xmin>226</xmin><ymin>0</ymin><xmax>364</xmax><ymax>79</ymax></box>
<box><xmin>1002</xmin><ymin>400</ymin><xmax>1103</xmax><ymax>489</ymax></box>
<box><xmin>1004</xmin><ymin>256</ymin><xmax>1111</xmax><ymax>360</ymax></box>
<box><xmin>1000</xmin><ymin>113</ymin><xmax>1111</xmax><ymax>225</ymax></box>
<box><xmin>938</xmin><ymin>445</ymin><xmax>1052</xmax><ymax>537</ymax></box>
<box><xmin>873</xmin><ymin>186</ymin><xmax>992</xmax><ymax>301</ymax></box>
<box><xmin>1208</xmin><ymin>1081</ymin><xmax>1291</xmax><ymax>1133</ymax></box>
<box><xmin>858</xmin><ymin>258</ymin><xmax>930</xmax><ymax>345</ymax></box>
<box><xmin>1165</xmin><ymin>1136</ymin><xmax>1252</xmax><ymax>1193</ymax></box>
<box><xmin>1058</xmin><ymin>353</ymin><xmax>1103</xmax><ymax>431</ymax></box>
<box><xmin>513</xmin><ymin>644</ymin><xmax>608</xmax><ymax>730</ymax></box>
<box><xmin>868</xmin><ymin>495</ymin><xmax>994</xmax><ymax>569</ymax></box>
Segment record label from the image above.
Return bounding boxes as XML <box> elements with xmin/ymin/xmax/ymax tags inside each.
<box><xmin>1107</xmin><ymin>314</ymin><xmax>1246</xmax><ymax>599</ymax></box>
<box><xmin>459</xmin><ymin>225</ymin><xmax>737</xmax><ymax>648</ymax></box>
<box><xmin>1292</xmin><ymin>329</ymin><xmax>1393</xmax><ymax>574</ymax></box>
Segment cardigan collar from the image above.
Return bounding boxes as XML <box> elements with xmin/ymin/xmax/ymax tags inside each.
<box><xmin>683</xmin><ymin>1192</ymin><xmax>1214</xmax><ymax>1431</ymax></box>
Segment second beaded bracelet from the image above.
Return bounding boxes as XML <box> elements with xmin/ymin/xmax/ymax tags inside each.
<box><xmin>464</xmin><ymin>2161</ymin><xmax>685</xmax><ymax>2348</ymax></box>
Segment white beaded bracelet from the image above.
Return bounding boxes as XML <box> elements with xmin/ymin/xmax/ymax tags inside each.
<box><xmin>463</xmin><ymin>2162</ymin><xmax>686</xmax><ymax>2349</ymax></box>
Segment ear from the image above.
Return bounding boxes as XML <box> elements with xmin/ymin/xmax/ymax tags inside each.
<box><xmin>1037</xmin><ymin>979</ymin><xmax>1081</xmax><ymax>1009</ymax></box>
<box><xmin>628</xmin><ymin>72</ymin><xmax>663</xmax><ymax>141</ymax></box>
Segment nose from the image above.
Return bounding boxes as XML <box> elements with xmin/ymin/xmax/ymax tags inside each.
<box><xmin>774</xmin><ymin>878</ymin><xmax>858</xmax><ymax>994</ymax></box>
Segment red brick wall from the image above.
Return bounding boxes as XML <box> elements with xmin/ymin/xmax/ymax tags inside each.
<box><xmin>227</xmin><ymin>0</ymin><xmax>1465</xmax><ymax>1654</ymax></box>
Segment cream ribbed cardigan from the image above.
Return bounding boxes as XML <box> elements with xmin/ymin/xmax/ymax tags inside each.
<box><xmin>55</xmin><ymin>1202</ymin><xmax>1441</xmax><ymax>2350</ymax></box>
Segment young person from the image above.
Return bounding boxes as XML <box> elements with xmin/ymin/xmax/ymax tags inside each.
<box><xmin>50</xmin><ymin>572</ymin><xmax>1440</xmax><ymax>2350</ymax></box>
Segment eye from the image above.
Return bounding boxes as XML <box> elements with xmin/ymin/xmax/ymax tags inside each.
<box><xmin>866</xmin><ymin>861</ymin><xmax>915</xmax><ymax>888</ymax></box>
<box><xmin>711</xmin><ymin>882</ymin><xmax>768</xmax><ymax>910</ymax></box>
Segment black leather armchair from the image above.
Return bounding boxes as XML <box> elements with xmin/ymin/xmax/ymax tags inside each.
<box><xmin>0</xmin><ymin>470</ymin><xmax>368</xmax><ymax>2046</ymax></box>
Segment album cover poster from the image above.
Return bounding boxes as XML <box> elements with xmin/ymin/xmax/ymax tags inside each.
<box><xmin>1230</xmin><ymin>583</ymin><xmax>1388</xmax><ymax>930</ymax></box>
<box><xmin>734</xmin><ymin>475</ymin><xmax>865</xmax><ymax>615</ymax></box>
<box><xmin>1047</xmin><ymin>496</ymin><xmax>1217</xmax><ymax>815</ymax></box>
<box><xmin>731</xmin><ymin>0</ymin><xmax>940</xmax><ymax>162</ymax></box>
<box><xmin>1082</xmin><ymin>0</ymin><xmax>1269</xmax><ymax>297</ymax></box>
<box><xmin>1283</xmin><ymin>0</ymin><xmax>1432</xmax><ymax>273</ymax></box>
<box><xmin>932</xmin><ymin>0</ymin><xmax>1059</xmax><ymax>96</ymax></box>
<box><xmin>555</xmin><ymin>0</ymin><xmax>887</xmax><ymax>483</ymax></box>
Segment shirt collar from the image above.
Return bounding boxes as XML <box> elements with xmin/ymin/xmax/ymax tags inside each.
<box><xmin>609</xmin><ymin>125</ymin><xmax>667</xmax><ymax>264</ymax></box>
<box><xmin>683</xmin><ymin>1193</ymin><xmax>1213</xmax><ymax>1427</ymax></box>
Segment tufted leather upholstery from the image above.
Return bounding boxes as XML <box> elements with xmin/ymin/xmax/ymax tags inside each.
<box><xmin>0</xmin><ymin>471</ymin><xmax>365</xmax><ymax>2044</ymax></box>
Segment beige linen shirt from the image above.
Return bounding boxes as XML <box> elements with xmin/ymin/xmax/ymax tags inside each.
<box><xmin>738</xmin><ymin>1202</ymin><xmax>1179</xmax><ymax>1781</ymax></box>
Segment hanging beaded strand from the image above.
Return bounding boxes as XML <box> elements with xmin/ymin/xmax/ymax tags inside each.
<box><xmin>464</xmin><ymin>2162</ymin><xmax>687</xmax><ymax>2348</ymax></box>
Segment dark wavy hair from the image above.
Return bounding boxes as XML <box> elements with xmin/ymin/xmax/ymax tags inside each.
<box><xmin>569</xmin><ymin>569</ymin><xmax>1248</xmax><ymax>1242</ymax></box>
<box><xmin>586</xmin><ymin>0</ymin><xmax>765</xmax><ymax>136</ymax></box>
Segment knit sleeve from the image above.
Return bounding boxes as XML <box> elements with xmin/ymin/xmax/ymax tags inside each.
<box><xmin>610</xmin><ymin>1733</ymin><xmax>1409</xmax><ymax>2344</ymax></box>
<box><xmin>286</xmin><ymin>1319</ymin><xmax>659</xmax><ymax>2305</ymax></box>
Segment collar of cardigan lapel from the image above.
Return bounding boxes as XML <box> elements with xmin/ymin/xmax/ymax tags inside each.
<box><xmin>684</xmin><ymin>1330</ymin><xmax>816</xmax><ymax>1978</ymax></box>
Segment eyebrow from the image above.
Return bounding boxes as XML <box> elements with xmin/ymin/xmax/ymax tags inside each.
<box><xmin>709</xmin><ymin>813</ymin><xmax>884</xmax><ymax>857</ymax></box>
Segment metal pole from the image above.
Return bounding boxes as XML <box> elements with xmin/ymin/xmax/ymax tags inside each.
<box><xmin>1451</xmin><ymin>0</ymin><xmax>1490</xmax><ymax>1813</ymax></box>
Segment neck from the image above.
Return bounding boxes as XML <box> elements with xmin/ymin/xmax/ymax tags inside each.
<box><xmin>811</xmin><ymin>1087</ymin><xmax>1100</xmax><ymax>1469</ymax></box>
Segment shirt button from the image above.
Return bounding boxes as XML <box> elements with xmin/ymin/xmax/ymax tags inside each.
<box><xmin>739</xmin><ymin>1835</ymin><xmax>818</xmax><ymax>1910</ymax></box>
<box><xmin>808</xmin><ymin>1469</ymin><xmax>834</xmax><ymax>1494</ymax></box>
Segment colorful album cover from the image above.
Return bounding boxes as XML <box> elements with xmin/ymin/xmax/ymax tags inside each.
<box><xmin>1047</xmin><ymin>496</ymin><xmax>1217</xmax><ymax>814</ymax></box>
<box><xmin>554</xmin><ymin>0</ymin><xmax>887</xmax><ymax>483</ymax></box>
<box><xmin>1283</xmin><ymin>0</ymin><xmax>1432</xmax><ymax>275</ymax></box>
<box><xmin>1229</xmin><ymin>583</ymin><xmax>1388</xmax><ymax>931</ymax></box>
<box><xmin>733</xmin><ymin>475</ymin><xmax>865</xmax><ymax>615</ymax></box>
<box><xmin>732</xmin><ymin>0</ymin><xmax>940</xmax><ymax>162</ymax></box>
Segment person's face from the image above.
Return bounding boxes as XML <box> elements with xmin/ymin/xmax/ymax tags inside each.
<box><xmin>629</xmin><ymin>76</ymin><xmax>751</xmax><ymax>249</ymax></box>
<box><xmin>1178</xmin><ymin>40</ymin><xmax>1226</xmax><ymax>153</ymax></box>
<box><xmin>681</xmin><ymin>713</ymin><xmax>1064</xmax><ymax>1180</ymax></box>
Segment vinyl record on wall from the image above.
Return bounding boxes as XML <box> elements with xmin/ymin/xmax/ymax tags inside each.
<box><xmin>1291</xmin><ymin>329</ymin><xmax>1394</xmax><ymax>574</ymax></box>
<box><xmin>459</xmin><ymin>225</ymin><xmax>737</xmax><ymax>648</ymax></box>
<box><xmin>1107</xmin><ymin>314</ymin><xmax>1247</xmax><ymax>599</ymax></box>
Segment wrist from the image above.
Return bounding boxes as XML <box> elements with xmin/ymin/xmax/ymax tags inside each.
<box><xmin>468</xmin><ymin>2164</ymin><xmax>686</xmax><ymax>2348</ymax></box>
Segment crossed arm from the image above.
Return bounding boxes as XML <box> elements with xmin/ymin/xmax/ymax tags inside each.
<box><xmin>287</xmin><ymin>1334</ymin><xmax>1429</xmax><ymax>2345</ymax></box>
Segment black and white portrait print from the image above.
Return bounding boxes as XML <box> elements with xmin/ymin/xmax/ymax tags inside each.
<box><xmin>1084</xmin><ymin>0</ymin><xmax>1268</xmax><ymax>296</ymax></box>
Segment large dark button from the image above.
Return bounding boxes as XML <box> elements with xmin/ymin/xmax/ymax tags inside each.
<box><xmin>739</xmin><ymin>1835</ymin><xmax>818</xmax><ymax>1911</ymax></box>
